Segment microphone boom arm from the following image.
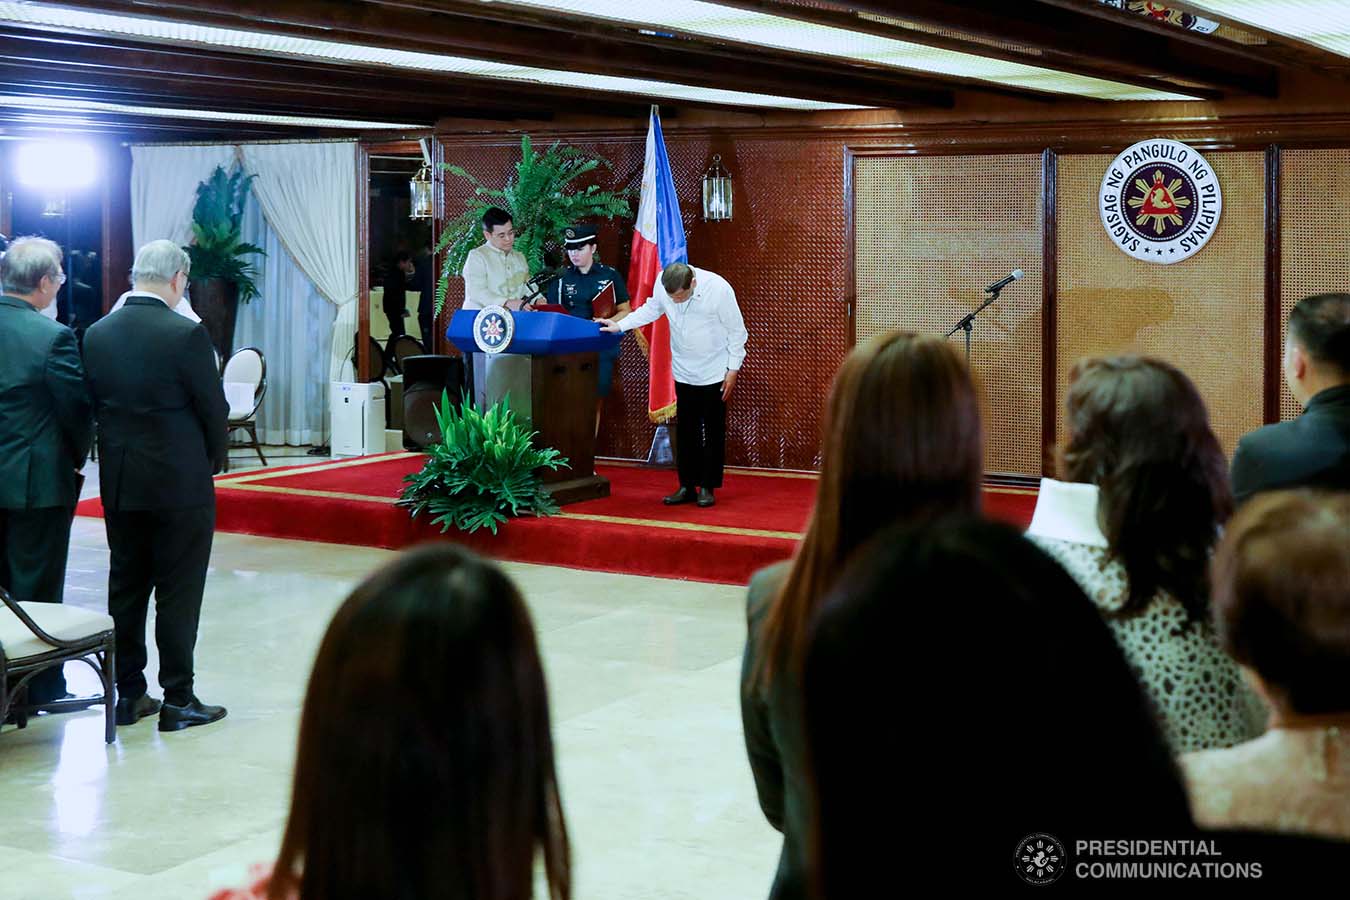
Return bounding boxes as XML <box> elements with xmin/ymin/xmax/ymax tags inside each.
<box><xmin>945</xmin><ymin>287</ymin><xmax>1002</xmax><ymax>338</ymax></box>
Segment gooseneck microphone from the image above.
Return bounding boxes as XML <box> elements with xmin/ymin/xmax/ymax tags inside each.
<box><xmin>984</xmin><ymin>269</ymin><xmax>1024</xmax><ymax>294</ymax></box>
<box><xmin>526</xmin><ymin>267</ymin><xmax>566</xmax><ymax>287</ymax></box>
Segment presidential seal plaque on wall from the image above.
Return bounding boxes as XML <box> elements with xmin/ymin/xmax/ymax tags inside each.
<box><xmin>1099</xmin><ymin>139</ymin><xmax>1222</xmax><ymax>265</ymax></box>
<box><xmin>472</xmin><ymin>305</ymin><xmax>514</xmax><ymax>354</ymax></box>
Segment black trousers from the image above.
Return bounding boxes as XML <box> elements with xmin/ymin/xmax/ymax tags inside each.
<box><xmin>104</xmin><ymin>505</ymin><xmax>214</xmax><ymax>706</ymax></box>
<box><xmin>674</xmin><ymin>380</ymin><xmax>727</xmax><ymax>490</ymax></box>
<box><xmin>0</xmin><ymin>506</ymin><xmax>74</xmax><ymax>703</ymax></box>
<box><xmin>383</xmin><ymin>304</ymin><xmax>406</xmax><ymax>339</ymax></box>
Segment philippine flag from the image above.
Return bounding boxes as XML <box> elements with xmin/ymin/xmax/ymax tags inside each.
<box><xmin>627</xmin><ymin>106</ymin><xmax>686</xmax><ymax>423</ymax></box>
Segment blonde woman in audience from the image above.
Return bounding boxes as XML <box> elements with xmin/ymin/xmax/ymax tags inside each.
<box><xmin>741</xmin><ymin>331</ymin><xmax>983</xmax><ymax>900</ymax></box>
<box><xmin>211</xmin><ymin>544</ymin><xmax>570</xmax><ymax>900</ymax></box>
<box><xmin>1183</xmin><ymin>491</ymin><xmax>1350</xmax><ymax>839</ymax></box>
<box><xmin>1026</xmin><ymin>356</ymin><xmax>1265</xmax><ymax>752</ymax></box>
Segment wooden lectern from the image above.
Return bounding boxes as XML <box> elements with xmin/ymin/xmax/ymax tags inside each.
<box><xmin>447</xmin><ymin>309</ymin><xmax>615</xmax><ymax>505</ymax></box>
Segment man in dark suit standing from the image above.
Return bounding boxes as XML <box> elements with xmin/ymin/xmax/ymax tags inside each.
<box><xmin>381</xmin><ymin>251</ymin><xmax>415</xmax><ymax>339</ymax></box>
<box><xmin>1232</xmin><ymin>292</ymin><xmax>1350</xmax><ymax>504</ymax></box>
<box><xmin>83</xmin><ymin>239</ymin><xmax>229</xmax><ymax>731</ymax></box>
<box><xmin>0</xmin><ymin>237</ymin><xmax>92</xmax><ymax>707</ymax></box>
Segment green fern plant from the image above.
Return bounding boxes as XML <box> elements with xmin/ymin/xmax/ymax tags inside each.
<box><xmin>433</xmin><ymin>135</ymin><xmax>631</xmax><ymax>315</ymax></box>
<box><xmin>399</xmin><ymin>391</ymin><xmax>569</xmax><ymax>534</ymax></box>
<box><xmin>184</xmin><ymin>165</ymin><xmax>266</xmax><ymax>303</ymax></box>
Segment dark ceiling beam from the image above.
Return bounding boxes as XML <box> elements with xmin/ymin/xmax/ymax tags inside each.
<box><xmin>0</xmin><ymin>31</ymin><xmax>629</xmax><ymax>120</ymax></box>
<box><xmin>0</xmin><ymin>26</ymin><xmax>695</xmax><ymax>119</ymax></box>
<box><xmin>36</xmin><ymin>0</ymin><xmax>955</xmax><ymax>108</ymax></box>
<box><xmin>727</xmin><ymin>0</ymin><xmax>1277</xmax><ymax>98</ymax></box>
<box><xmin>0</xmin><ymin>110</ymin><xmax>312</xmax><ymax>137</ymax></box>
<box><xmin>0</xmin><ymin>60</ymin><xmax>544</xmax><ymax>123</ymax></box>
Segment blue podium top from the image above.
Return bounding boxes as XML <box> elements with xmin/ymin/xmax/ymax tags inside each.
<box><xmin>447</xmin><ymin>308</ymin><xmax>621</xmax><ymax>356</ymax></box>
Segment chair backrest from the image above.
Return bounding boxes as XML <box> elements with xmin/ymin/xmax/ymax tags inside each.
<box><xmin>223</xmin><ymin>347</ymin><xmax>267</xmax><ymax>420</ymax></box>
<box><xmin>351</xmin><ymin>334</ymin><xmax>389</xmax><ymax>383</ymax></box>
<box><xmin>390</xmin><ymin>335</ymin><xmax>426</xmax><ymax>373</ymax></box>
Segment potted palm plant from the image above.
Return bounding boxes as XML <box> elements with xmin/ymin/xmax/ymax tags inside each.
<box><xmin>184</xmin><ymin>165</ymin><xmax>265</xmax><ymax>362</ymax></box>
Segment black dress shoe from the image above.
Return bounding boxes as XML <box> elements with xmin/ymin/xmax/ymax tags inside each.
<box><xmin>159</xmin><ymin>697</ymin><xmax>227</xmax><ymax>732</ymax></box>
<box><xmin>114</xmin><ymin>694</ymin><xmax>162</xmax><ymax>726</ymax></box>
<box><xmin>663</xmin><ymin>486</ymin><xmax>695</xmax><ymax>505</ymax></box>
<box><xmin>696</xmin><ymin>487</ymin><xmax>716</xmax><ymax>508</ymax></box>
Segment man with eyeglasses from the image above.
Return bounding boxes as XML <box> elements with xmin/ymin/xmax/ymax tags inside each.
<box><xmin>461</xmin><ymin>206</ymin><xmax>531</xmax><ymax>312</ymax></box>
<box><xmin>460</xmin><ymin>207</ymin><xmax>534</xmax><ymax>405</ymax></box>
<box><xmin>84</xmin><ymin>240</ymin><xmax>229</xmax><ymax>732</ymax></box>
<box><xmin>0</xmin><ymin>237</ymin><xmax>93</xmax><ymax>710</ymax></box>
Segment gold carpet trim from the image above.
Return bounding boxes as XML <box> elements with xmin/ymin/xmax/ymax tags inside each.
<box><xmin>216</xmin><ymin>452</ymin><xmax>421</xmax><ymax>485</ymax></box>
<box><xmin>555</xmin><ymin>511</ymin><xmax>800</xmax><ymax>540</ymax></box>
<box><xmin>222</xmin><ymin>483</ymin><xmax>401</xmax><ymax>504</ymax></box>
<box><xmin>595</xmin><ymin>458</ymin><xmax>1038</xmax><ymax>493</ymax></box>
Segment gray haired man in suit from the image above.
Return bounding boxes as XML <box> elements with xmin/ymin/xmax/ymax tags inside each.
<box><xmin>0</xmin><ymin>237</ymin><xmax>92</xmax><ymax>707</ymax></box>
<box><xmin>84</xmin><ymin>240</ymin><xmax>229</xmax><ymax>731</ymax></box>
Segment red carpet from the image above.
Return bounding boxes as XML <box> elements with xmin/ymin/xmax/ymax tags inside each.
<box><xmin>76</xmin><ymin>454</ymin><xmax>1038</xmax><ymax>585</ymax></box>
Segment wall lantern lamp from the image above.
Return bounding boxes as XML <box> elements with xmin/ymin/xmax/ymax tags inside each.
<box><xmin>409</xmin><ymin>164</ymin><xmax>433</xmax><ymax>220</ymax></box>
<box><xmin>701</xmin><ymin>154</ymin><xmax>733</xmax><ymax>222</ymax></box>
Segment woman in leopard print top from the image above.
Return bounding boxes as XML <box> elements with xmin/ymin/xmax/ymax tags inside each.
<box><xmin>1026</xmin><ymin>356</ymin><xmax>1266</xmax><ymax>753</ymax></box>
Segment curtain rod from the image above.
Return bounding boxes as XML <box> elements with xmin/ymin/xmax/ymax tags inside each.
<box><xmin>122</xmin><ymin>137</ymin><xmax>362</xmax><ymax>148</ymax></box>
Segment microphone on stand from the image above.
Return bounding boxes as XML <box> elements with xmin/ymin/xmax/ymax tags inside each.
<box><xmin>522</xmin><ymin>267</ymin><xmax>566</xmax><ymax>303</ymax></box>
<box><xmin>946</xmin><ymin>267</ymin><xmax>1024</xmax><ymax>367</ymax></box>
<box><xmin>984</xmin><ymin>269</ymin><xmax>1024</xmax><ymax>294</ymax></box>
<box><xmin>527</xmin><ymin>267</ymin><xmax>566</xmax><ymax>287</ymax></box>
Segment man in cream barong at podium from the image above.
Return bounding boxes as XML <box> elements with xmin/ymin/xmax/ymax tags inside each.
<box><xmin>460</xmin><ymin>206</ymin><xmax>534</xmax><ymax>409</ymax></box>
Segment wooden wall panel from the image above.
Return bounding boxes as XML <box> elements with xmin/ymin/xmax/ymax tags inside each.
<box><xmin>1055</xmin><ymin>152</ymin><xmax>1266</xmax><ymax>457</ymax></box>
<box><xmin>853</xmin><ymin>153</ymin><xmax>1043</xmax><ymax>476</ymax></box>
<box><xmin>1279</xmin><ymin>148</ymin><xmax>1350</xmax><ymax>421</ymax></box>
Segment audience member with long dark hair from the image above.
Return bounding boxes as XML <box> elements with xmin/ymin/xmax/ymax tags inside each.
<box><xmin>803</xmin><ymin>517</ymin><xmax>1345</xmax><ymax>891</ymax></box>
<box><xmin>211</xmin><ymin>544</ymin><xmax>570</xmax><ymax>900</ymax></box>
<box><xmin>740</xmin><ymin>331</ymin><xmax>982</xmax><ymax>900</ymax></box>
<box><xmin>1183</xmin><ymin>490</ymin><xmax>1350</xmax><ymax>839</ymax></box>
<box><xmin>805</xmin><ymin>518</ymin><xmax>1192</xmax><ymax>889</ymax></box>
<box><xmin>1026</xmin><ymin>355</ymin><xmax>1265</xmax><ymax>752</ymax></box>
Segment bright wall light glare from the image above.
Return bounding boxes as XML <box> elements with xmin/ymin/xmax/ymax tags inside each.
<box><xmin>14</xmin><ymin>141</ymin><xmax>99</xmax><ymax>191</ymax></box>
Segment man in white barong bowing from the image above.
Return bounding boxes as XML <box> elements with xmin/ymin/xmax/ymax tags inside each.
<box><xmin>598</xmin><ymin>262</ymin><xmax>747</xmax><ymax>508</ymax></box>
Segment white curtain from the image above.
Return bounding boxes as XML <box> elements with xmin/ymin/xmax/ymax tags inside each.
<box><xmin>238</xmin><ymin>142</ymin><xmax>358</xmax><ymax>391</ymax></box>
<box><xmin>129</xmin><ymin>144</ymin><xmax>237</xmax><ymax>251</ymax></box>
<box><xmin>129</xmin><ymin>143</ymin><xmax>236</xmax><ymax>318</ymax></box>
<box><xmin>234</xmin><ymin>193</ymin><xmax>335</xmax><ymax>446</ymax></box>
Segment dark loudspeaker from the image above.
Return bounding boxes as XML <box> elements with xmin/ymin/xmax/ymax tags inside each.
<box><xmin>402</xmin><ymin>355</ymin><xmax>464</xmax><ymax>450</ymax></box>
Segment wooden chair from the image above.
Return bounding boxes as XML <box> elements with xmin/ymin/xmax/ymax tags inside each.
<box><xmin>223</xmin><ymin>347</ymin><xmax>268</xmax><ymax>473</ymax></box>
<box><xmin>352</xmin><ymin>335</ymin><xmax>392</xmax><ymax>428</ymax></box>
<box><xmin>388</xmin><ymin>334</ymin><xmax>426</xmax><ymax>375</ymax></box>
<box><xmin>1</xmin><ymin>586</ymin><xmax>117</xmax><ymax>744</ymax></box>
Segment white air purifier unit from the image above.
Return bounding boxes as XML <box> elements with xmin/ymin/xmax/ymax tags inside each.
<box><xmin>330</xmin><ymin>382</ymin><xmax>386</xmax><ymax>458</ymax></box>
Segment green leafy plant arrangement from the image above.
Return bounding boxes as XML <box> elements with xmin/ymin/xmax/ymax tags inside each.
<box><xmin>399</xmin><ymin>391</ymin><xmax>569</xmax><ymax>534</ymax></box>
<box><xmin>184</xmin><ymin>165</ymin><xmax>266</xmax><ymax>302</ymax></box>
<box><xmin>433</xmin><ymin>135</ymin><xmax>632</xmax><ymax>315</ymax></box>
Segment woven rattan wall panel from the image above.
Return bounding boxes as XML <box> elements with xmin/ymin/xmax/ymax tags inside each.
<box><xmin>1056</xmin><ymin>152</ymin><xmax>1264</xmax><ymax>457</ymax></box>
<box><xmin>854</xmin><ymin>154</ymin><xmax>1043</xmax><ymax>476</ymax></box>
<box><xmin>437</xmin><ymin>134</ymin><xmax>850</xmax><ymax>471</ymax></box>
<box><xmin>1280</xmin><ymin>149</ymin><xmax>1350</xmax><ymax>422</ymax></box>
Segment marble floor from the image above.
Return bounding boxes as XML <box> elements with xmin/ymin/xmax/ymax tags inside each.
<box><xmin>1</xmin><ymin>449</ymin><xmax>780</xmax><ymax>899</ymax></box>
